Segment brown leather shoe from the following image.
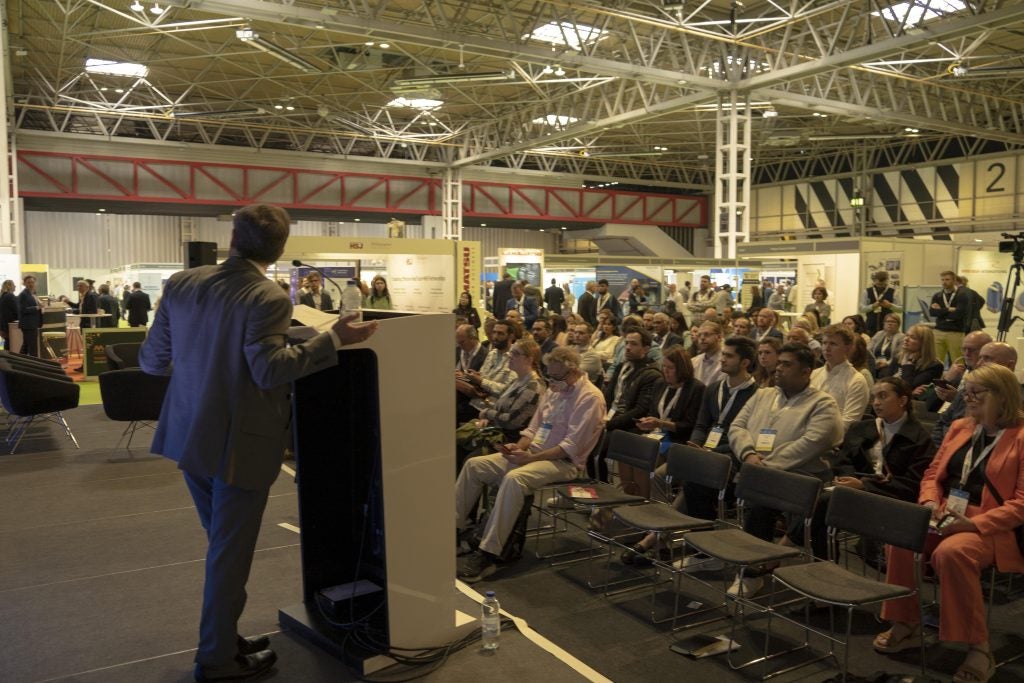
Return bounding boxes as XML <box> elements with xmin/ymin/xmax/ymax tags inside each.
<box><xmin>194</xmin><ymin>649</ymin><xmax>276</xmax><ymax>681</ymax></box>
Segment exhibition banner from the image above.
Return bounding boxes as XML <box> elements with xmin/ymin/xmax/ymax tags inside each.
<box><xmin>596</xmin><ymin>265</ymin><xmax>663</xmax><ymax>311</ymax></box>
<box><xmin>498</xmin><ymin>248</ymin><xmax>544</xmax><ymax>287</ymax></box>
<box><xmin>387</xmin><ymin>253</ymin><xmax>453</xmax><ymax>312</ymax></box>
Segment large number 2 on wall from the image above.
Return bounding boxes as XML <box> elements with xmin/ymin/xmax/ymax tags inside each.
<box><xmin>986</xmin><ymin>162</ymin><xmax>1006</xmax><ymax>193</ymax></box>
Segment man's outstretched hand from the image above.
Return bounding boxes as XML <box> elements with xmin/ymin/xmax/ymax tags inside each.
<box><xmin>332</xmin><ymin>312</ymin><xmax>379</xmax><ymax>346</ymax></box>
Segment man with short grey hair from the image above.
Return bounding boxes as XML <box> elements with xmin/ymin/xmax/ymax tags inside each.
<box><xmin>456</xmin><ymin>346</ymin><xmax>606</xmax><ymax>582</ymax></box>
<box><xmin>931</xmin><ymin>339</ymin><xmax>1016</xmax><ymax>447</ymax></box>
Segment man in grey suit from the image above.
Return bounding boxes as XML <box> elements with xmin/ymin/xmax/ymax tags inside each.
<box><xmin>140</xmin><ymin>205</ymin><xmax>377</xmax><ymax>682</ymax></box>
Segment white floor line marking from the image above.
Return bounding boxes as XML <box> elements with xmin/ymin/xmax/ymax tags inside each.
<box><xmin>36</xmin><ymin>630</ymin><xmax>283</xmax><ymax>682</ymax></box>
<box><xmin>0</xmin><ymin>544</ymin><xmax>300</xmax><ymax>594</ymax></box>
<box><xmin>281</xmin><ymin>463</ymin><xmax>296</xmax><ymax>477</ymax></box>
<box><xmin>278</xmin><ymin>522</ymin><xmax>301</xmax><ymax>534</ymax></box>
<box><xmin>455</xmin><ymin>580</ymin><xmax>613</xmax><ymax>683</ymax></box>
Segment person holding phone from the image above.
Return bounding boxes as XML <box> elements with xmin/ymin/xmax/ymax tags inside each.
<box><xmin>875</xmin><ymin>364</ymin><xmax>1024</xmax><ymax>683</ymax></box>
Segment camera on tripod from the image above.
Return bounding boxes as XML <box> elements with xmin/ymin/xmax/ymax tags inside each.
<box><xmin>998</xmin><ymin>232</ymin><xmax>1024</xmax><ymax>262</ymax></box>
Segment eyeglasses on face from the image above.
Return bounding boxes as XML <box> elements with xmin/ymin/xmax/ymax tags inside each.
<box><xmin>963</xmin><ymin>387</ymin><xmax>990</xmax><ymax>402</ymax></box>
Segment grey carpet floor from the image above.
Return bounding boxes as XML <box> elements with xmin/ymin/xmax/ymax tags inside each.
<box><xmin>2</xmin><ymin>405</ymin><xmax>1023</xmax><ymax>682</ymax></box>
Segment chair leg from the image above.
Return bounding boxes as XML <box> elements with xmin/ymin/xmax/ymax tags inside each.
<box><xmin>9</xmin><ymin>415</ymin><xmax>35</xmax><ymax>454</ymax></box>
<box><xmin>55</xmin><ymin>412</ymin><xmax>79</xmax><ymax>449</ymax></box>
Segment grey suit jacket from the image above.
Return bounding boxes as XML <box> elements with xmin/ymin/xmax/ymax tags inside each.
<box><xmin>139</xmin><ymin>257</ymin><xmax>338</xmax><ymax>490</ymax></box>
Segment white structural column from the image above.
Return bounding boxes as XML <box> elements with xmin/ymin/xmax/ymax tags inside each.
<box><xmin>713</xmin><ymin>91</ymin><xmax>751</xmax><ymax>259</ymax></box>
<box><xmin>0</xmin><ymin>3</ymin><xmax>16</xmax><ymax>251</ymax></box>
<box><xmin>441</xmin><ymin>168</ymin><xmax>463</xmax><ymax>240</ymax></box>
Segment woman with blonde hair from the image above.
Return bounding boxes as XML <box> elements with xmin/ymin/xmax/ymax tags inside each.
<box><xmin>881</xmin><ymin>323</ymin><xmax>943</xmax><ymax>393</ymax></box>
<box><xmin>875</xmin><ymin>363</ymin><xmax>1024</xmax><ymax>683</ymax></box>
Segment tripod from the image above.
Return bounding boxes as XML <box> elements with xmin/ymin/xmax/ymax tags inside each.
<box><xmin>996</xmin><ymin>233</ymin><xmax>1024</xmax><ymax>342</ymax></box>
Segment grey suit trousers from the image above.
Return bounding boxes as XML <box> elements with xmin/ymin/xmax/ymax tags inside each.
<box><xmin>184</xmin><ymin>471</ymin><xmax>270</xmax><ymax>665</ymax></box>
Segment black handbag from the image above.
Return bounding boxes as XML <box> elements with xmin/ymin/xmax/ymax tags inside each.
<box><xmin>979</xmin><ymin>468</ymin><xmax>1024</xmax><ymax>555</ymax></box>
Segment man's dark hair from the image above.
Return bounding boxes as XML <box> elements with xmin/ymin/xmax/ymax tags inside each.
<box><xmin>779</xmin><ymin>342</ymin><xmax>816</xmax><ymax>370</ymax></box>
<box><xmin>627</xmin><ymin>327</ymin><xmax>653</xmax><ymax>348</ymax></box>
<box><xmin>724</xmin><ymin>335</ymin><xmax>757</xmax><ymax>368</ymax></box>
<box><xmin>132</xmin><ymin>281</ymin><xmax>141</xmax><ymax>289</ymax></box>
<box><xmin>532</xmin><ymin>318</ymin><xmax>550</xmax><ymax>331</ymax></box>
<box><xmin>598</xmin><ymin>278</ymin><xmax>609</xmax><ymax>286</ymax></box>
<box><xmin>231</xmin><ymin>204</ymin><xmax>290</xmax><ymax>263</ymax></box>
<box><xmin>99</xmin><ymin>284</ymin><xmax>110</xmax><ymax>295</ymax></box>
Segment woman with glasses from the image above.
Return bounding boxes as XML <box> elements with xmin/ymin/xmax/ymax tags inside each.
<box><xmin>880</xmin><ymin>323</ymin><xmax>943</xmax><ymax>395</ymax></box>
<box><xmin>456</xmin><ymin>339</ymin><xmax>544</xmax><ymax>470</ymax></box>
<box><xmin>869</xmin><ymin>313</ymin><xmax>905</xmax><ymax>376</ymax></box>
<box><xmin>874</xmin><ymin>364</ymin><xmax>1024</xmax><ymax>683</ymax></box>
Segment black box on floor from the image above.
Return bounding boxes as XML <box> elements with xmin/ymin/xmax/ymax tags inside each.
<box><xmin>316</xmin><ymin>580</ymin><xmax>384</xmax><ymax>625</ymax></box>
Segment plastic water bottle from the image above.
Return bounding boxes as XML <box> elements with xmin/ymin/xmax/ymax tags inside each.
<box><xmin>342</xmin><ymin>279</ymin><xmax>363</xmax><ymax>321</ymax></box>
<box><xmin>481</xmin><ymin>591</ymin><xmax>500</xmax><ymax>651</ymax></box>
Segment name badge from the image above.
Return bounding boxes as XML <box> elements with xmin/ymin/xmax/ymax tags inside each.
<box><xmin>872</xmin><ymin>306</ymin><xmax>881</xmax><ymax>314</ymax></box>
<box><xmin>643</xmin><ymin>430</ymin><xmax>665</xmax><ymax>441</ymax></box>
<box><xmin>755</xmin><ymin>429</ymin><xmax>778</xmax><ymax>453</ymax></box>
<box><xmin>704</xmin><ymin>426</ymin><xmax>725</xmax><ymax>449</ymax></box>
<box><xmin>533</xmin><ymin>422</ymin><xmax>553</xmax><ymax>447</ymax></box>
<box><xmin>946</xmin><ymin>488</ymin><xmax>970</xmax><ymax>516</ymax></box>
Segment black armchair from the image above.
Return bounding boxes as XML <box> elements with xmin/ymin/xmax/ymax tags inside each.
<box><xmin>98</xmin><ymin>368</ymin><xmax>169</xmax><ymax>457</ymax></box>
<box><xmin>0</xmin><ymin>359</ymin><xmax>81</xmax><ymax>453</ymax></box>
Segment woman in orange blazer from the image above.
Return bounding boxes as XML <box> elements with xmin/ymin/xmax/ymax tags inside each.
<box><xmin>873</xmin><ymin>363</ymin><xmax>1024</xmax><ymax>683</ymax></box>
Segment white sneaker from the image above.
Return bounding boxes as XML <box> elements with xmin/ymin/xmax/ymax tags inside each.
<box><xmin>545</xmin><ymin>495</ymin><xmax>575</xmax><ymax>509</ymax></box>
<box><xmin>727</xmin><ymin>574</ymin><xmax>765</xmax><ymax>598</ymax></box>
<box><xmin>673</xmin><ymin>554</ymin><xmax>725</xmax><ymax>573</ymax></box>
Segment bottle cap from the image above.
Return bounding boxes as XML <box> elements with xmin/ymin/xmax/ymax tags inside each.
<box><xmin>485</xmin><ymin>591</ymin><xmax>495</xmax><ymax>598</ymax></box>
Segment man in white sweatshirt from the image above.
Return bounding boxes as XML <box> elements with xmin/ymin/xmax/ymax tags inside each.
<box><xmin>809</xmin><ymin>325</ymin><xmax>870</xmax><ymax>434</ymax></box>
<box><xmin>727</xmin><ymin>343</ymin><xmax>843</xmax><ymax>597</ymax></box>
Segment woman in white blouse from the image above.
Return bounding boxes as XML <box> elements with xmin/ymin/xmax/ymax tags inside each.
<box><xmin>590</xmin><ymin>318</ymin><xmax>621</xmax><ymax>366</ymax></box>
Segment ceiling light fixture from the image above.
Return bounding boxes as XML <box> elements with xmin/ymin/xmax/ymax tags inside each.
<box><xmin>541</xmin><ymin>65</ymin><xmax>554</xmax><ymax>75</ymax></box>
<box><xmin>85</xmin><ymin>58</ymin><xmax>149</xmax><ymax>78</ymax></box>
<box><xmin>391</xmin><ymin>72</ymin><xmax>515</xmax><ymax>88</ymax></box>
<box><xmin>533</xmin><ymin>114</ymin><xmax>579</xmax><ymax>127</ymax></box>
<box><xmin>553</xmin><ymin>65</ymin><xmax>566</xmax><ymax>77</ymax></box>
<box><xmin>150</xmin><ymin>2</ymin><xmax>164</xmax><ymax>15</ymax></box>
<box><xmin>387</xmin><ymin>96</ymin><xmax>444</xmax><ymax>109</ymax></box>
<box><xmin>525</xmin><ymin>21</ymin><xmax>605</xmax><ymax>51</ymax></box>
<box><xmin>762</xmin><ymin>108</ymin><xmax>779</xmax><ymax>118</ymax></box>
<box><xmin>236</xmin><ymin>29</ymin><xmax>322</xmax><ymax>74</ymax></box>
<box><xmin>129</xmin><ymin>0</ymin><xmax>144</xmax><ymax>10</ymax></box>
<box><xmin>379</xmin><ymin>42</ymin><xmax>390</xmax><ymax>49</ymax></box>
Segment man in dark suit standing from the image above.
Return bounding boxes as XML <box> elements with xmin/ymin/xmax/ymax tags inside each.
<box><xmin>127</xmin><ymin>282</ymin><xmax>152</xmax><ymax>327</ymax></box>
<box><xmin>139</xmin><ymin>205</ymin><xmax>377</xmax><ymax>681</ymax></box>
<box><xmin>72</xmin><ymin>280</ymin><xmax>100</xmax><ymax>329</ymax></box>
<box><xmin>544</xmin><ymin>278</ymin><xmax>564</xmax><ymax>314</ymax></box>
<box><xmin>96</xmin><ymin>284</ymin><xmax>120</xmax><ymax>328</ymax></box>
<box><xmin>297</xmin><ymin>272</ymin><xmax>334</xmax><ymax>311</ymax></box>
<box><xmin>577</xmin><ymin>280</ymin><xmax>598</xmax><ymax>327</ymax></box>
<box><xmin>17</xmin><ymin>275</ymin><xmax>42</xmax><ymax>357</ymax></box>
<box><xmin>491</xmin><ymin>272</ymin><xmax>514</xmax><ymax>320</ymax></box>
<box><xmin>595</xmin><ymin>279</ymin><xmax>622</xmax><ymax>322</ymax></box>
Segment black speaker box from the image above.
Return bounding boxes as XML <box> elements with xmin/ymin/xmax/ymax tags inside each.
<box><xmin>184</xmin><ymin>241</ymin><xmax>217</xmax><ymax>269</ymax></box>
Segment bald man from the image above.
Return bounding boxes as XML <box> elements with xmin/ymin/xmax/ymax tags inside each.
<box><xmin>932</xmin><ymin>340</ymin><xmax>1018</xmax><ymax>448</ymax></box>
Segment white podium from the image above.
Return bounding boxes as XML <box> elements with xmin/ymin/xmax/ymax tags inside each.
<box><xmin>279</xmin><ymin>311</ymin><xmax>470</xmax><ymax>672</ymax></box>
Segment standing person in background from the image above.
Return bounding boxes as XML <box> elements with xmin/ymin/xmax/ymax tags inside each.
<box><xmin>861</xmin><ymin>269</ymin><xmax>902</xmax><ymax>336</ymax></box>
<box><xmin>139</xmin><ymin>204</ymin><xmax>378</xmax><ymax>681</ymax></box>
<box><xmin>0</xmin><ymin>280</ymin><xmax>19</xmax><ymax>351</ymax></box>
<box><xmin>121</xmin><ymin>284</ymin><xmax>132</xmax><ymax>321</ymax></box>
<box><xmin>804</xmin><ymin>286</ymin><xmax>832</xmax><ymax>327</ymax></box>
<box><xmin>453</xmin><ymin>291</ymin><xmax>481</xmax><ymax>329</ymax></box>
<box><xmin>363</xmin><ymin>275</ymin><xmax>392</xmax><ymax>310</ymax></box>
<box><xmin>127</xmin><ymin>282</ymin><xmax>153</xmax><ymax>328</ymax></box>
<box><xmin>71</xmin><ymin>280</ymin><xmax>100</xmax><ymax>329</ymax></box>
<box><xmin>931</xmin><ymin>270</ymin><xmax>967</xmax><ymax>366</ymax></box>
<box><xmin>561</xmin><ymin>282</ymin><xmax>575</xmax><ymax>317</ymax></box>
<box><xmin>96</xmin><ymin>284</ymin><xmax>120</xmax><ymax>328</ymax></box>
<box><xmin>544</xmin><ymin>278</ymin><xmax>564</xmax><ymax>315</ymax></box>
<box><xmin>577</xmin><ymin>280</ymin><xmax>598</xmax><ymax>326</ymax></box>
<box><xmin>491</xmin><ymin>273</ymin><xmax>514</xmax><ymax>320</ymax></box>
<box><xmin>297</xmin><ymin>273</ymin><xmax>333</xmax><ymax>312</ymax></box>
<box><xmin>957</xmin><ymin>275</ymin><xmax>985</xmax><ymax>333</ymax></box>
<box><xmin>17</xmin><ymin>275</ymin><xmax>42</xmax><ymax>357</ymax></box>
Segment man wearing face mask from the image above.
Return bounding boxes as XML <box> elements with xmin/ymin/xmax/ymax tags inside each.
<box><xmin>456</xmin><ymin>346</ymin><xmax>606</xmax><ymax>582</ymax></box>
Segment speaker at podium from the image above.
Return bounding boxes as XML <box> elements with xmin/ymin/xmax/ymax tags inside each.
<box><xmin>279</xmin><ymin>310</ymin><xmax>474</xmax><ymax>673</ymax></box>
